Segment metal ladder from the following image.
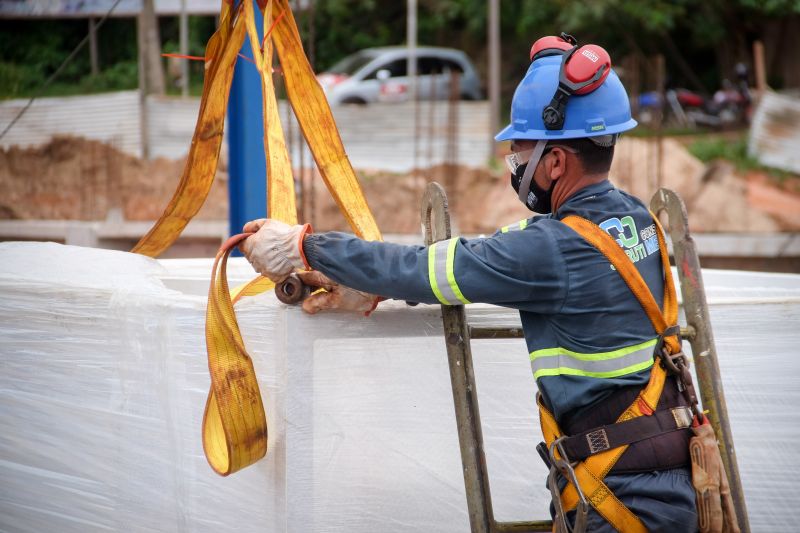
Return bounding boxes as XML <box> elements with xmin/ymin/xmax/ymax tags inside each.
<box><xmin>419</xmin><ymin>182</ymin><xmax>750</xmax><ymax>533</ymax></box>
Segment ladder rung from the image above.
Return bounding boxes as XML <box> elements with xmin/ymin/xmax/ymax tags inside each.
<box><xmin>493</xmin><ymin>520</ymin><xmax>554</xmax><ymax>532</ymax></box>
<box><xmin>470</xmin><ymin>326</ymin><xmax>696</xmax><ymax>341</ymax></box>
<box><xmin>469</xmin><ymin>326</ymin><xmax>524</xmax><ymax>339</ymax></box>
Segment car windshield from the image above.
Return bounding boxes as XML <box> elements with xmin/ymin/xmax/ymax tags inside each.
<box><xmin>327</xmin><ymin>50</ymin><xmax>378</xmax><ymax>75</ymax></box>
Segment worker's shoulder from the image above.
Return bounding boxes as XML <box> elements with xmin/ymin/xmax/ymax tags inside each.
<box><xmin>491</xmin><ymin>213</ymin><xmax>579</xmax><ymax>239</ymax></box>
<box><xmin>490</xmin><ymin>214</ymin><xmax>561</xmax><ymax>240</ymax></box>
<box><xmin>556</xmin><ymin>185</ymin><xmax>652</xmax><ymax>227</ymax></box>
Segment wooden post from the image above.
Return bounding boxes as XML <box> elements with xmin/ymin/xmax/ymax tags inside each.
<box><xmin>628</xmin><ymin>55</ymin><xmax>640</xmax><ymax>119</ymax></box>
<box><xmin>137</xmin><ymin>12</ymin><xmax>148</xmax><ymax>159</ymax></box>
<box><xmin>446</xmin><ymin>70</ymin><xmax>460</xmax><ymax>196</ymax></box>
<box><xmin>654</xmin><ymin>54</ymin><xmax>665</xmax><ymax>191</ymax></box>
<box><xmin>306</xmin><ymin>0</ymin><xmax>316</xmax><ymax>227</ymax></box>
<box><xmin>88</xmin><ymin>17</ymin><xmax>99</xmax><ymax>76</ymax></box>
<box><xmin>753</xmin><ymin>40</ymin><xmax>767</xmax><ymax>99</ymax></box>
<box><xmin>137</xmin><ymin>0</ymin><xmax>166</xmax><ymax>158</ymax></box>
<box><xmin>488</xmin><ymin>0</ymin><xmax>500</xmax><ymax>159</ymax></box>
<box><xmin>408</xmin><ymin>0</ymin><xmax>419</xmax><ymax>177</ymax></box>
<box><xmin>179</xmin><ymin>0</ymin><xmax>189</xmax><ymax>97</ymax></box>
<box><xmin>407</xmin><ymin>0</ymin><xmax>417</xmax><ymax>102</ymax></box>
<box><xmin>427</xmin><ymin>73</ymin><xmax>436</xmax><ymax>170</ymax></box>
<box><xmin>138</xmin><ymin>0</ymin><xmax>165</xmax><ymax>97</ymax></box>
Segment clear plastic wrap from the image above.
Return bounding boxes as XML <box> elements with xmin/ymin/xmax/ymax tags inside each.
<box><xmin>1</xmin><ymin>241</ymin><xmax>798</xmax><ymax>532</ymax></box>
<box><xmin>0</xmin><ymin>243</ymin><xmax>285</xmax><ymax>532</ymax></box>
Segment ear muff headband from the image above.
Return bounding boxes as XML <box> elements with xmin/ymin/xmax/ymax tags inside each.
<box><xmin>529</xmin><ymin>33</ymin><xmax>576</xmax><ymax>62</ymax></box>
<box><xmin>541</xmin><ymin>43</ymin><xmax>611</xmax><ymax>131</ymax></box>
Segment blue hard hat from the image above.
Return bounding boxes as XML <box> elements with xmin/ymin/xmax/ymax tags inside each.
<box><xmin>495</xmin><ymin>55</ymin><xmax>637</xmax><ymax>142</ymax></box>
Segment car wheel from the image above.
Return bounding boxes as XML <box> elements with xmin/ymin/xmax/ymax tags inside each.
<box><xmin>341</xmin><ymin>97</ymin><xmax>368</xmax><ymax>105</ymax></box>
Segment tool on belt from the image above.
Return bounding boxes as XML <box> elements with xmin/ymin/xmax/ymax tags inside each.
<box><xmin>691</xmin><ymin>416</ymin><xmax>740</xmax><ymax>533</ymax></box>
<box><xmin>536</xmin><ymin>214</ymin><xmax>740</xmax><ymax>533</ymax></box>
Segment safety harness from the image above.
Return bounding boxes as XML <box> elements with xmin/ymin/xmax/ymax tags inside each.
<box><xmin>538</xmin><ymin>213</ymin><xmax>696</xmax><ymax>533</ymax></box>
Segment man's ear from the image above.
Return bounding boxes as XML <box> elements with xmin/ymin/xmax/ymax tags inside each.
<box><xmin>547</xmin><ymin>147</ymin><xmax>569</xmax><ymax>181</ymax></box>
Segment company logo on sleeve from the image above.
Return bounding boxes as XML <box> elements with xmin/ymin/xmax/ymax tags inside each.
<box><xmin>599</xmin><ymin>216</ymin><xmax>659</xmax><ymax>264</ymax></box>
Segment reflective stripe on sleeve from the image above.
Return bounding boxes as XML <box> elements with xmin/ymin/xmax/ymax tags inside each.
<box><xmin>500</xmin><ymin>218</ymin><xmax>529</xmax><ymax>233</ymax></box>
<box><xmin>530</xmin><ymin>338</ymin><xmax>657</xmax><ymax>380</ymax></box>
<box><xmin>427</xmin><ymin>238</ymin><xmax>471</xmax><ymax>305</ymax></box>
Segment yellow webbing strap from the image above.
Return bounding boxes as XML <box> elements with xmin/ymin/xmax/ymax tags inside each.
<box><xmin>203</xmin><ymin>232</ymin><xmax>267</xmax><ymax>476</ymax></box>
<box><xmin>563</xmin><ymin>213</ymin><xmax>679</xmax><ymax>352</ymax></box>
<box><xmin>225</xmin><ymin>0</ymin><xmax>294</xmax><ymax>307</ymax></box>
<box><xmin>244</xmin><ymin>0</ymin><xmax>297</xmax><ymax>225</ymax></box>
<box><xmin>139</xmin><ymin>0</ymin><xmax>384</xmax><ymax>475</ymax></box>
<box><xmin>536</xmin><ymin>214</ymin><xmax>679</xmax><ymax>532</ymax></box>
<box><xmin>270</xmin><ymin>0</ymin><xmax>381</xmax><ymax>242</ymax></box>
<box><xmin>229</xmin><ymin>0</ymin><xmax>383</xmax><ymax>304</ymax></box>
<box><xmin>132</xmin><ymin>1</ymin><xmax>245</xmax><ymax>258</ymax></box>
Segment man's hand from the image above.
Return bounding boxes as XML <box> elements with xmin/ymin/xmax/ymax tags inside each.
<box><xmin>239</xmin><ymin>219</ymin><xmax>312</xmax><ymax>282</ymax></box>
<box><xmin>296</xmin><ymin>270</ymin><xmax>382</xmax><ymax>316</ymax></box>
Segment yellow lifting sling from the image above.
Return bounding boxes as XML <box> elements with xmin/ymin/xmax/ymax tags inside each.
<box><xmin>537</xmin><ymin>213</ymin><xmax>680</xmax><ymax>532</ymax></box>
<box><xmin>132</xmin><ymin>0</ymin><xmax>382</xmax><ymax>475</ymax></box>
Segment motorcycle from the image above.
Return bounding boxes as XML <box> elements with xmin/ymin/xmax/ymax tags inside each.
<box><xmin>636</xmin><ymin>64</ymin><xmax>752</xmax><ymax>129</ymax></box>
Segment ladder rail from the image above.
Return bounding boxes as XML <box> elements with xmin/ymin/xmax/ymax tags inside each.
<box><xmin>420</xmin><ymin>183</ymin><xmax>749</xmax><ymax>532</ymax></box>
<box><xmin>421</xmin><ymin>182</ymin><xmax>552</xmax><ymax>533</ymax></box>
<box><xmin>651</xmin><ymin>187</ymin><xmax>750</xmax><ymax>533</ymax></box>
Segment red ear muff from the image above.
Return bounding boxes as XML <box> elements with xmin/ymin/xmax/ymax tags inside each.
<box><xmin>564</xmin><ymin>44</ymin><xmax>611</xmax><ymax>94</ymax></box>
<box><xmin>530</xmin><ymin>35</ymin><xmax>573</xmax><ymax>62</ymax></box>
<box><xmin>542</xmin><ymin>43</ymin><xmax>612</xmax><ymax>130</ymax></box>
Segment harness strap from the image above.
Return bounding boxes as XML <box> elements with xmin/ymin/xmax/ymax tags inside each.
<box><xmin>560</xmin><ymin>405</ymin><xmax>692</xmax><ymax>462</ymax></box>
<box><xmin>563</xmin><ymin>214</ymin><xmax>679</xmax><ymax>355</ymax></box>
<box><xmin>540</xmin><ymin>366</ymin><xmax>667</xmax><ymax>533</ymax></box>
<box><xmin>536</xmin><ymin>213</ymin><xmax>680</xmax><ymax>532</ymax></box>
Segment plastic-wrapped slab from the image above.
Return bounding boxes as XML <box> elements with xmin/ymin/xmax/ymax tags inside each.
<box><xmin>0</xmin><ymin>243</ymin><xmax>285</xmax><ymax>532</ymax></box>
<box><xmin>1</xmin><ymin>241</ymin><xmax>799</xmax><ymax>532</ymax></box>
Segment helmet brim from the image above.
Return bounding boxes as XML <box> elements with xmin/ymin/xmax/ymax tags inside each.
<box><xmin>495</xmin><ymin>118</ymin><xmax>638</xmax><ymax>142</ymax></box>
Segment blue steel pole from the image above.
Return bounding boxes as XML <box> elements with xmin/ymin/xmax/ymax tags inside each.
<box><xmin>227</xmin><ymin>2</ymin><xmax>266</xmax><ymax>246</ymax></box>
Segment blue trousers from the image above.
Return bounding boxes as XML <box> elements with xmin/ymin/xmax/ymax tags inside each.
<box><xmin>555</xmin><ymin>467</ymin><xmax>698</xmax><ymax>532</ymax></box>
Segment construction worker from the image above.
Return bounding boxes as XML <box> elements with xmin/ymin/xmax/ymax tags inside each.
<box><xmin>241</xmin><ymin>35</ymin><xmax>697</xmax><ymax>532</ymax></box>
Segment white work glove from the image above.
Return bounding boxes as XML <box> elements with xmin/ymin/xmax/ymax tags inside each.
<box><xmin>239</xmin><ymin>219</ymin><xmax>312</xmax><ymax>282</ymax></box>
<box><xmin>296</xmin><ymin>270</ymin><xmax>383</xmax><ymax>316</ymax></box>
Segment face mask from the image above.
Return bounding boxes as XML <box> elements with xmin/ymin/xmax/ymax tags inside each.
<box><xmin>527</xmin><ymin>174</ymin><xmax>556</xmax><ymax>213</ymax></box>
<box><xmin>510</xmin><ymin>162</ymin><xmax>525</xmax><ymax>195</ymax></box>
<box><xmin>510</xmin><ymin>163</ymin><xmax>556</xmax><ymax>213</ymax></box>
<box><xmin>507</xmin><ymin>141</ymin><xmax>554</xmax><ymax>213</ymax></box>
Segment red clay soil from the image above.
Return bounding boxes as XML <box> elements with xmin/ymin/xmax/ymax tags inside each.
<box><xmin>305</xmin><ymin>165</ymin><xmax>532</xmax><ymax>235</ymax></box>
<box><xmin>746</xmin><ymin>172</ymin><xmax>800</xmax><ymax>230</ymax></box>
<box><xmin>2</xmin><ymin>135</ymin><xmax>798</xmax><ymax>235</ymax></box>
<box><xmin>0</xmin><ymin>136</ymin><xmax>227</xmax><ymax>221</ymax></box>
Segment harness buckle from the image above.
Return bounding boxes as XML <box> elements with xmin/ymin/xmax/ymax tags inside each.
<box><xmin>671</xmin><ymin>406</ymin><xmax>693</xmax><ymax>428</ymax></box>
<box><xmin>655</xmin><ymin>324</ymin><xmax>686</xmax><ymax>375</ymax></box>
<box><xmin>660</xmin><ymin>346</ymin><xmax>688</xmax><ymax>374</ymax></box>
<box><xmin>655</xmin><ymin>325</ymin><xmax>703</xmax><ymax>418</ymax></box>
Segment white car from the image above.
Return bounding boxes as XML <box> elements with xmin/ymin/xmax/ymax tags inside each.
<box><xmin>317</xmin><ymin>46</ymin><xmax>483</xmax><ymax>105</ymax></box>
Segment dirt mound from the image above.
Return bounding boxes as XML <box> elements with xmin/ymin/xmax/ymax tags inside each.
<box><xmin>2</xmin><ymin>135</ymin><xmax>797</xmax><ymax>237</ymax></box>
<box><xmin>610</xmin><ymin>137</ymin><xmax>783</xmax><ymax>232</ymax></box>
<box><xmin>306</xmin><ymin>165</ymin><xmax>531</xmax><ymax>235</ymax></box>
<box><xmin>0</xmin><ymin>136</ymin><xmax>228</xmax><ymax>221</ymax></box>
<box><xmin>309</xmin><ymin>138</ymin><xmax>794</xmax><ymax>235</ymax></box>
